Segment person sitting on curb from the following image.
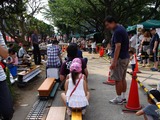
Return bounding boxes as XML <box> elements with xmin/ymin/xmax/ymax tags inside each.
<box><xmin>136</xmin><ymin>90</ymin><xmax>160</xmax><ymax>120</ymax></box>
<box><xmin>61</xmin><ymin>61</ymin><xmax>89</xmax><ymax>115</ymax></box>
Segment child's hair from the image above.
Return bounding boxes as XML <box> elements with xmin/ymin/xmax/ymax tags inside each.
<box><xmin>8</xmin><ymin>49</ymin><xmax>16</xmax><ymax>55</ymax></box>
<box><xmin>71</xmin><ymin>70</ymin><xmax>79</xmax><ymax>85</ymax></box>
<box><xmin>129</xmin><ymin>50</ymin><xmax>134</xmax><ymax>54</ymax></box>
<box><xmin>129</xmin><ymin>47</ymin><xmax>135</xmax><ymax>54</ymax></box>
<box><xmin>147</xmin><ymin>90</ymin><xmax>160</xmax><ymax>104</ymax></box>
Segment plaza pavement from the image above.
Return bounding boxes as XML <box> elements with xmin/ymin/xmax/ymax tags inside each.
<box><xmin>13</xmin><ymin>52</ymin><xmax>160</xmax><ymax>120</ymax></box>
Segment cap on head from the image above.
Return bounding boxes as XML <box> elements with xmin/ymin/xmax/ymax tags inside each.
<box><xmin>150</xmin><ymin>28</ymin><xmax>156</xmax><ymax>31</ymax></box>
<box><xmin>70</xmin><ymin>62</ymin><xmax>82</xmax><ymax>73</ymax></box>
<box><xmin>72</xmin><ymin>58</ymin><xmax>82</xmax><ymax>66</ymax></box>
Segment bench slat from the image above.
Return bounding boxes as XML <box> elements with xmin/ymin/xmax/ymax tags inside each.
<box><xmin>72</xmin><ymin>111</ymin><xmax>82</xmax><ymax>120</ymax></box>
<box><xmin>46</xmin><ymin>107</ymin><xmax>66</xmax><ymax>120</ymax></box>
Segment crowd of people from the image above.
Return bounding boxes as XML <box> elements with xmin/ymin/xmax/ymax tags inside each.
<box><xmin>129</xmin><ymin>28</ymin><xmax>160</xmax><ymax>72</ymax></box>
<box><xmin>105</xmin><ymin>16</ymin><xmax>160</xmax><ymax>120</ymax></box>
<box><xmin>1</xmin><ymin>16</ymin><xmax>160</xmax><ymax>120</ymax></box>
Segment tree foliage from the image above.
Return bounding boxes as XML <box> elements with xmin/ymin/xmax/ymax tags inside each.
<box><xmin>0</xmin><ymin>0</ymin><xmax>54</xmax><ymax>44</ymax></box>
<box><xmin>47</xmin><ymin>0</ymin><xmax>160</xmax><ymax>34</ymax></box>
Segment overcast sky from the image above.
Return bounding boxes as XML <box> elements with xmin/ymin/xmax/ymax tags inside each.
<box><xmin>34</xmin><ymin>0</ymin><xmax>50</xmax><ymax>24</ymax></box>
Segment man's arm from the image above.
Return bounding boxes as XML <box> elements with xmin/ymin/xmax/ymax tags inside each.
<box><xmin>0</xmin><ymin>45</ymin><xmax>8</xmax><ymax>59</ymax></box>
<box><xmin>153</xmin><ymin>41</ymin><xmax>158</xmax><ymax>53</ymax></box>
<box><xmin>110</xmin><ymin>43</ymin><xmax>121</xmax><ymax>69</ymax></box>
<box><xmin>84</xmin><ymin>68</ymin><xmax>88</xmax><ymax>78</ymax></box>
<box><xmin>60</xmin><ymin>63</ymin><xmax>66</xmax><ymax>81</ymax></box>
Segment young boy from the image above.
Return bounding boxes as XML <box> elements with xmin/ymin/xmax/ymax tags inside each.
<box><xmin>8</xmin><ymin>49</ymin><xmax>18</xmax><ymax>78</ymax></box>
<box><xmin>136</xmin><ymin>90</ymin><xmax>160</xmax><ymax>120</ymax></box>
<box><xmin>129</xmin><ymin>50</ymin><xmax>136</xmax><ymax>72</ymax></box>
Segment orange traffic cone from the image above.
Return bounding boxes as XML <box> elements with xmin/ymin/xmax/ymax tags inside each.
<box><xmin>134</xmin><ymin>54</ymin><xmax>141</xmax><ymax>73</ymax></box>
<box><xmin>103</xmin><ymin>70</ymin><xmax>115</xmax><ymax>85</ymax></box>
<box><xmin>125</xmin><ymin>71</ymin><xmax>141</xmax><ymax>110</ymax></box>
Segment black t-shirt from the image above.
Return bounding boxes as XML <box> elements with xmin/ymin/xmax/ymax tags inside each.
<box><xmin>150</xmin><ymin>33</ymin><xmax>159</xmax><ymax>51</ymax></box>
<box><xmin>111</xmin><ymin>25</ymin><xmax>130</xmax><ymax>59</ymax></box>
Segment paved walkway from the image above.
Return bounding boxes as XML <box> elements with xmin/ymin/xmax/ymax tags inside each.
<box><xmin>52</xmin><ymin>53</ymin><xmax>146</xmax><ymax>120</ymax></box>
<box><xmin>13</xmin><ymin>52</ymin><xmax>159</xmax><ymax>120</ymax></box>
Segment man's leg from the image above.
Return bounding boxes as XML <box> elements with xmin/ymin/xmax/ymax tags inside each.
<box><xmin>115</xmin><ymin>81</ymin><xmax>123</xmax><ymax>96</ymax></box>
<box><xmin>121</xmin><ymin>59</ymin><xmax>129</xmax><ymax>101</ymax></box>
<box><xmin>37</xmin><ymin>45</ymin><xmax>41</xmax><ymax>64</ymax></box>
<box><xmin>154</xmin><ymin>52</ymin><xmax>158</xmax><ymax>69</ymax></box>
<box><xmin>0</xmin><ymin>81</ymin><xmax>14</xmax><ymax>120</ymax></box>
<box><xmin>33</xmin><ymin>45</ymin><xmax>37</xmax><ymax>64</ymax></box>
<box><xmin>122</xmin><ymin>79</ymin><xmax>127</xmax><ymax>93</ymax></box>
<box><xmin>110</xmin><ymin>59</ymin><xmax>124</xmax><ymax>104</ymax></box>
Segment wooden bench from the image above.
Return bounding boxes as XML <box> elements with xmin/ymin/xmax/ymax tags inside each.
<box><xmin>18</xmin><ymin>65</ymin><xmax>41</xmax><ymax>83</ymax></box>
<box><xmin>38</xmin><ymin>78</ymin><xmax>55</xmax><ymax>97</ymax></box>
<box><xmin>72</xmin><ymin>111</ymin><xmax>82</xmax><ymax>120</ymax></box>
<box><xmin>46</xmin><ymin>107</ymin><xmax>66</xmax><ymax>120</ymax></box>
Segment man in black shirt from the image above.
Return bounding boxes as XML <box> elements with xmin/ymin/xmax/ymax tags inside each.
<box><xmin>150</xmin><ymin>28</ymin><xmax>159</xmax><ymax>71</ymax></box>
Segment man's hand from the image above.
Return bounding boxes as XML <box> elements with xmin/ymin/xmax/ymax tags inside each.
<box><xmin>110</xmin><ymin>61</ymin><xmax>117</xmax><ymax>70</ymax></box>
<box><xmin>153</xmin><ymin>49</ymin><xmax>156</xmax><ymax>53</ymax></box>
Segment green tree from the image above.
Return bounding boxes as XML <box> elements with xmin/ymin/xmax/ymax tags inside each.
<box><xmin>0</xmin><ymin>0</ymin><xmax>54</xmax><ymax>44</ymax></box>
<box><xmin>47</xmin><ymin>0</ymin><xmax>160</xmax><ymax>40</ymax></box>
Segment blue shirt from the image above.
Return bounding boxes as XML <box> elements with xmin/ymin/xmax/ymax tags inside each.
<box><xmin>150</xmin><ymin>33</ymin><xmax>159</xmax><ymax>51</ymax></box>
<box><xmin>77</xmin><ymin>49</ymin><xmax>83</xmax><ymax>58</ymax></box>
<box><xmin>31</xmin><ymin>33</ymin><xmax>38</xmax><ymax>44</ymax></box>
<box><xmin>143</xmin><ymin>104</ymin><xmax>159</xmax><ymax>120</ymax></box>
<box><xmin>111</xmin><ymin>25</ymin><xmax>129</xmax><ymax>59</ymax></box>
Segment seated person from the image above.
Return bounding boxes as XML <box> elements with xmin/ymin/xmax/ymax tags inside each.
<box><xmin>60</xmin><ymin>44</ymin><xmax>88</xmax><ymax>90</ymax></box>
<box><xmin>8</xmin><ymin>49</ymin><xmax>18</xmax><ymax>78</ymax></box>
<box><xmin>61</xmin><ymin>62</ymin><xmax>89</xmax><ymax>115</ymax></box>
<box><xmin>60</xmin><ymin>44</ymin><xmax>88</xmax><ymax>80</ymax></box>
<box><xmin>18</xmin><ymin>44</ymin><xmax>31</xmax><ymax>66</ymax></box>
<box><xmin>47</xmin><ymin>40</ymin><xmax>62</xmax><ymax>68</ymax></box>
<box><xmin>18</xmin><ymin>43</ymin><xmax>27</xmax><ymax>58</ymax></box>
<box><xmin>136</xmin><ymin>90</ymin><xmax>160</xmax><ymax>120</ymax></box>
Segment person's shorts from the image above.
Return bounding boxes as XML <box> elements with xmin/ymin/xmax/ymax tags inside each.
<box><xmin>66</xmin><ymin>102</ymin><xmax>86</xmax><ymax>110</ymax></box>
<box><xmin>150</xmin><ymin>50</ymin><xmax>158</xmax><ymax>62</ymax></box>
<box><xmin>110</xmin><ymin>58</ymin><xmax>129</xmax><ymax>81</ymax></box>
<box><xmin>154</xmin><ymin>51</ymin><xmax>158</xmax><ymax>62</ymax></box>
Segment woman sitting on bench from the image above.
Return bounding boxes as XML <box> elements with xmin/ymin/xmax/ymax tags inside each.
<box><xmin>61</xmin><ymin>61</ymin><xmax>89</xmax><ymax>116</ymax></box>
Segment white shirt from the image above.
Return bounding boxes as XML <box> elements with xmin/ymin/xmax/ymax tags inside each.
<box><xmin>66</xmin><ymin>74</ymin><xmax>89</xmax><ymax>108</ymax></box>
<box><xmin>130</xmin><ymin>55</ymin><xmax>136</xmax><ymax>64</ymax></box>
<box><xmin>91</xmin><ymin>42</ymin><xmax>96</xmax><ymax>48</ymax></box>
<box><xmin>0</xmin><ymin>32</ymin><xmax>7</xmax><ymax>81</ymax></box>
<box><xmin>18</xmin><ymin>47</ymin><xmax>27</xmax><ymax>58</ymax></box>
<box><xmin>130</xmin><ymin>34</ymin><xmax>137</xmax><ymax>48</ymax></box>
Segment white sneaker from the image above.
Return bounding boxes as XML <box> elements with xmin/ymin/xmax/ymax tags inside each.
<box><xmin>109</xmin><ymin>97</ymin><xmax>123</xmax><ymax>105</ymax></box>
<box><xmin>67</xmin><ymin>108</ymin><xmax>72</xmax><ymax>116</ymax></box>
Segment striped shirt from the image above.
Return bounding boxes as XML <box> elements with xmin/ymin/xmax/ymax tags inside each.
<box><xmin>0</xmin><ymin>32</ymin><xmax>7</xmax><ymax>81</ymax></box>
